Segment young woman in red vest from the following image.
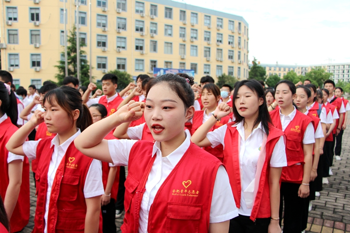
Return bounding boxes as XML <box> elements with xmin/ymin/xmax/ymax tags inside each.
<box><xmin>75</xmin><ymin>73</ymin><xmax>237</xmax><ymax>233</ymax></box>
<box><xmin>0</xmin><ymin>82</ymin><xmax>30</xmax><ymax>233</ymax></box>
<box><xmin>265</xmin><ymin>88</ymin><xmax>275</xmax><ymax>109</ymax></box>
<box><xmin>192</xmin><ymin>80</ymin><xmax>286</xmax><ymax>233</ymax></box>
<box><xmin>191</xmin><ymin>83</ymin><xmax>231</xmax><ymax>162</ymax></box>
<box><xmin>269</xmin><ymin>80</ymin><xmax>315</xmax><ymax>233</ymax></box>
<box><xmin>334</xmin><ymin>87</ymin><xmax>349</xmax><ymax>161</ymax></box>
<box><xmin>6</xmin><ymin>86</ymin><xmax>103</xmax><ymax>233</ymax></box>
<box><xmin>89</xmin><ymin>104</ymin><xmax>120</xmax><ymax>232</ymax></box>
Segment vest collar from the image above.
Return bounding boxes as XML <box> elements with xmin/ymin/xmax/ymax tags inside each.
<box><xmin>0</xmin><ymin>113</ymin><xmax>8</xmax><ymax>124</ymax></box>
<box><xmin>50</xmin><ymin>129</ymin><xmax>81</xmax><ymax>149</ymax></box>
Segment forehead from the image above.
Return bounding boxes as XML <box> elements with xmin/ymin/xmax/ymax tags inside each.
<box><xmin>89</xmin><ymin>107</ymin><xmax>99</xmax><ymax>113</ymax></box>
<box><xmin>237</xmin><ymin>85</ymin><xmax>254</xmax><ymax>93</ymax></box>
<box><xmin>102</xmin><ymin>80</ymin><xmax>112</xmax><ymax>84</ymax></box>
<box><xmin>276</xmin><ymin>83</ymin><xmax>290</xmax><ymax>91</ymax></box>
<box><xmin>222</xmin><ymin>86</ymin><xmax>230</xmax><ymax>91</ymax></box>
<box><xmin>147</xmin><ymin>83</ymin><xmax>181</xmax><ymax>102</ymax></box>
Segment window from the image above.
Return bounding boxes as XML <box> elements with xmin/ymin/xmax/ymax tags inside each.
<box><xmin>164</xmin><ymin>25</ymin><xmax>172</xmax><ymax>36</ymax></box>
<box><xmin>150</xmin><ymin>40</ymin><xmax>157</xmax><ymax>53</ymax></box>
<box><xmin>179</xmin><ymin>27</ymin><xmax>186</xmax><ymax>38</ymax></box>
<box><xmin>204</xmin><ymin>64</ymin><xmax>210</xmax><ymax>75</ymax></box>
<box><xmin>217</xmin><ymin>33</ymin><xmax>223</xmax><ymax>44</ymax></box>
<box><xmin>179</xmin><ymin>62</ymin><xmax>185</xmax><ymax>69</ymax></box>
<box><xmin>191</xmin><ymin>12</ymin><xmax>198</xmax><ymax>24</ymax></box>
<box><xmin>7</xmin><ymin>7</ymin><xmax>18</xmax><ymax>21</ymax></box>
<box><xmin>228</xmin><ymin>66</ymin><xmax>234</xmax><ymax>76</ymax></box>
<box><xmin>135</xmin><ymin>59</ymin><xmax>144</xmax><ymax>71</ymax></box>
<box><xmin>60</xmin><ymin>9</ymin><xmax>67</xmax><ymax>24</ymax></box>
<box><xmin>117</xmin><ymin>36</ymin><xmax>126</xmax><ymax>49</ymax></box>
<box><xmin>8</xmin><ymin>29</ymin><xmax>18</xmax><ymax>44</ymax></box>
<box><xmin>80</xmin><ymin>32</ymin><xmax>87</xmax><ymax>46</ymax></box>
<box><xmin>228</xmin><ymin>50</ymin><xmax>234</xmax><ymax>60</ymax></box>
<box><xmin>204</xmin><ymin>31</ymin><xmax>211</xmax><ymax>42</ymax></box>
<box><xmin>190</xmin><ymin>29</ymin><xmax>198</xmax><ymax>40</ymax></box>
<box><xmin>238</xmin><ymin>37</ymin><xmax>241</xmax><ymax>47</ymax></box>
<box><xmin>135</xmin><ymin>39</ymin><xmax>144</xmax><ymax>51</ymax></box>
<box><xmin>117</xmin><ymin>58</ymin><xmax>126</xmax><ymax>71</ymax></box>
<box><xmin>77</xmin><ymin>0</ymin><xmax>87</xmax><ymax>5</ymax></box>
<box><xmin>190</xmin><ymin>45</ymin><xmax>198</xmax><ymax>56</ymax></box>
<box><xmin>216</xmin><ymin>49</ymin><xmax>223</xmax><ymax>60</ymax></box>
<box><xmin>204</xmin><ymin>47</ymin><xmax>210</xmax><ymax>58</ymax></box>
<box><xmin>97</xmin><ymin>34</ymin><xmax>107</xmax><ymax>48</ymax></box>
<box><xmin>238</xmin><ymin>51</ymin><xmax>241</xmax><ymax>60</ymax></box>
<box><xmin>179</xmin><ymin>44</ymin><xmax>186</xmax><ymax>56</ymax></box>
<box><xmin>164</xmin><ymin>42</ymin><xmax>172</xmax><ymax>54</ymax></box>
<box><xmin>135</xmin><ymin>20</ymin><xmax>144</xmax><ymax>32</ymax></box>
<box><xmin>229</xmin><ymin>20</ymin><xmax>234</xmax><ymax>31</ymax></box>
<box><xmin>135</xmin><ymin>2</ymin><xmax>144</xmax><ymax>14</ymax></box>
<box><xmin>165</xmin><ymin>7</ymin><xmax>172</xmax><ymax>19</ymax></box>
<box><xmin>238</xmin><ymin>22</ymin><xmax>242</xmax><ymax>33</ymax></box>
<box><xmin>228</xmin><ymin>35</ymin><xmax>234</xmax><ymax>45</ymax></box>
<box><xmin>244</xmin><ymin>39</ymin><xmax>246</xmax><ymax>49</ymax></box>
<box><xmin>150</xmin><ymin>5</ymin><xmax>157</xmax><ymax>16</ymax></box>
<box><xmin>204</xmin><ymin>15</ymin><xmax>211</xmax><ymax>26</ymax></box>
<box><xmin>30</xmin><ymin>30</ymin><xmax>41</xmax><ymax>44</ymax></box>
<box><xmin>31</xmin><ymin>79</ymin><xmax>42</xmax><ymax>88</ymax></box>
<box><xmin>217</xmin><ymin>18</ymin><xmax>223</xmax><ymax>28</ymax></box>
<box><xmin>97</xmin><ymin>14</ymin><xmax>107</xmax><ymax>28</ymax></box>
<box><xmin>9</xmin><ymin>54</ymin><xmax>19</xmax><ymax>68</ymax></box>
<box><xmin>31</xmin><ymin>54</ymin><xmax>41</xmax><ymax>68</ymax></box>
<box><xmin>81</xmin><ymin>55</ymin><xmax>87</xmax><ymax>65</ymax></box>
<box><xmin>117</xmin><ymin>17</ymin><xmax>127</xmax><ymax>30</ymax></box>
<box><xmin>238</xmin><ymin>67</ymin><xmax>241</xmax><ymax>78</ymax></box>
<box><xmin>150</xmin><ymin>22</ymin><xmax>157</xmax><ymax>34</ymax></box>
<box><xmin>216</xmin><ymin>65</ymin><xmax>223</xmax><ymax>76</ymax></box>
<box><xmin>165</xmin><ymin>61</ymin><xmax>172</xmax><ymax>68</ymax></box>
<box><xmin>29</xmin><ymin>8</ymin><xmax>40</xmax><ymax>22</ymax></box>
<box><xmin>244</xmin><ymin>26</ymin><xmax>247</xmax><ymax>35</ymax></box>
<box><xmin>180</xmin><ymin>10</ymin><xmax>186</xmax><ymax>22</ymax></box>
<box><xmin>97</xmin><ymin>56</ymin><xmax>107</xmax><ymax>69</ymax></box>
<box><xmin>117</xmin><ymin>0</ymin><xmax>127</xmax><ymax>11</ymax></box>
<box><xmin>60</xmin><ymin>30</ymin><xmax>65</xmax><ymax>46</ymax></box>
<box><xmin>97</xmin><ymin>0</ymin><xmax>107</xmax><ymax>7</ymax></box>
<box><xmin>13</xmin><ymin>79</ymin><xmax>20</xmax><ymax>88</ymax></box>
<box><xmin>77</xmin><ymin>11</ymin><xmax>87</xmax><ymax>26</ymax></box>
<box><xmin>191</xmin><ymin>63</ymin><xmax>197</xmax><ymax>74</ymax></box>
<box><xmin>150</xmin><ymin>60</ymin><xmax>157</xmax><ymax>72</ymax></box>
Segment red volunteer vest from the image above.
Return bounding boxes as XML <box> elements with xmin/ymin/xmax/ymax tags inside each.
<box><xmin>130</xmin><ymin>115</ymin><xmax>146</xmax><ymax>127</ymax></box>
<box><xmin>191</xmin><ymin>111</ymin><xmax>230</xmax><ymax>162</ymax></box>
<box><xmin>0</xmin><ymin>223</ymin><xmax>8</xmax><ymax>233</ymax></box>
<box><xmin>330</xmin><ymin>97</ymin><xmax>343</xmax><ymax>134</ymax></box>
<box><xmin>270</xmin><ymin>109</ymin><xmax>311</xmax><ymax>183</ymax></box>
<box><xmin>33</xmin><ymin>138</ymin><xmax>102</xmax><ymax>233</ymax></box>
<box><xmin>308</xmin><ymin>102</ymin><xmax>321</xmax><ymax>118</ymax></box>
<box><xmin>121</xmin><ymin>141</ymin><xmax>221</xmax><ymax>233</ymax></box>
<box><xmin>324</xmin><ymin>103</ymin><xmax>336</xmax><ymax>141</ymax></box>
<box><xmin>141</xmin><ymin>123</ymin><xmax>154</xmax><ymax>142</ymax></box>
<box><xmin>223</xmin><ymin>122</ymin><xmax>283</xmax><ymax>221</ymax></box>
<box><xmin>0</xmin><ymin>118</ymin><xmax>30</xmax><ymax>233</ymax></box>
<box><xmin>98</xmin><ymin>94</ymin><xmax>123</xmax><ymax>116</ymax></box>
<box><xmin>341</xmin><ymin>97</ymin><xmax>349</xmax><ymax>126</ymax></box>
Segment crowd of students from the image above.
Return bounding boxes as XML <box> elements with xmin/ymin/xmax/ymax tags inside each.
<box><xmin>0</xmin><ymin>69</ymin><xmax>349</xmax><ymax>233</ymax></box>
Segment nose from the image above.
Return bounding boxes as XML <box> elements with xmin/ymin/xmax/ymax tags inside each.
<box><xmin>151</xmin><ymin>107</ymin><xmax>162</xmax><ymax>121</ymax></box>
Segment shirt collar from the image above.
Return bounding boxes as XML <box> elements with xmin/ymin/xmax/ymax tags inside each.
<box><xmin>328</xmin><ymin>95</ymin><xmax>335</xmax><ymax>102</ymax></box>
<box><xmin>304</xmin><ymin>110</ymin><xmax>309</xmax><ymax>115</ymax></box>
<box><xmin>306</xmin><ymin>101</ymin><xmax>315</xmax><ymax>110</ymax></box>
<box><xmin>106</xmin><ymin>92</ymin><xmax>119</xmax><ymax>103</ymax></box>
<box><xmin>0</xmin><ymin>114</ymin><xmax>8</xmax><ymax>124</ymax></box>
<box><xmin>151</xmin><ymin>129</ymin><xmax>191</xmax><ymax>167</ymax></box>
<box><xmin>279</xmin><ymin>106</ymin><xmax>296</xmax><ymax>120</ymax></box>
<box><xmin>50</xmin><ymin>129</ymin><xmax>81</xmax><ymax>150</ymax></box>
<box><xmin>236</xmin><ymin>120</ymin><xmax>264</xmax><ymax>137</ymax></box>
<box><xmin>204</xmin><ymin>109</ymin><xmax>215</xmax><ymax>117</ymax></box>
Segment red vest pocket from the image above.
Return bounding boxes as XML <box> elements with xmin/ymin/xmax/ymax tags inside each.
<box><xmin>166</xmin><ymin>204</ymin><xmax>201</xmax><ymax>233</ymax></box>
<box><xmin>124</xmin><ymin>176</ymin><xmax>139</xmax><ymax>213</ymax></box>
<box><xmin>282</xmin><ymin>163</ymin><xmax>304</xmax><ymax>183</ymax></box>
<box><xmin>56</xmin><ymin>209</ymin><xmax>85</xmax><ymax>231</ymax></box>
<box><xmin>58</xmin><ymin>175</ymin><xmax>80</xmax><ymax>201</ymax></box>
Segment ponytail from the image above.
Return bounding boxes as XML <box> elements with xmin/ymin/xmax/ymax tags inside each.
<box><xmin>0</xmin><ymin>82</ymin><xmax>18</xmax><ymax>125</ymax></box>
<box><xmin>79</xmin><ymin>104</ymin><xmax>92</xmax><ymax>131</ymax></box>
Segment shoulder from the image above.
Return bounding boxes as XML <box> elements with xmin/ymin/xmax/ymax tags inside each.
<box><xmin>188</xmin><ymin>143</ymin><xmax>222</xmax><ymax>165</ymax></box>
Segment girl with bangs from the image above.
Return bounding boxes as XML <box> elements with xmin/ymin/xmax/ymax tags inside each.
<box><xmin>192</xmin><ymin>80</ymin><xmax>287</xmax><ymax>233</ymax></box>
<box><xmin>7</xmin><ymin>86</ymin><xmax>103</xmax><ymax>233</ymax></box>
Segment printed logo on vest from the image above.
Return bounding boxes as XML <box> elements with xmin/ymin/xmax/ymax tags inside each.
<box><xmin>215</xmin><ymin>121</ymin><xmax>223</xmax><ymax>127</ymax></box>
<box><xmin>312</xmin><ymin>114</ymin><xmax>317</xmax><ymax>117</ymax></box>
<box><xmin>66</xmin><ymin>157</ymin><xmax>78</xmax><ymax>169</ymax></box>
<box><xmin>171</xmin><ymin>180</ymin><xmax>199</xmax><ymax>197</ymax></box>
<box><xmin>291</xmin><ymin>125</ymin><xmax>301</xmax><ymax>133</ymax></box>
<box><xmin>46</xmin><ymin>131</ymin><xmax>53</xmax><ymax>136</ymax></box>
<box><xmin>109</xmin><ymin>109</ymin><xmax>116</xmax><ymax>115</ymax></box>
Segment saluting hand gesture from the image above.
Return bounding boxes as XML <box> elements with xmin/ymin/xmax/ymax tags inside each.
<box><xmin>33</xmin><ymin>95</ymin><xmax>41</xmax><ymax>105</ymax></box>
<box><xmin>214</xmin><ymin>102</ymin><xmax>231</xmax><ymax>119</ymax></box>
<box><xmin>116</xmin><ymin>100</ymin><xmax>144</xmax><ymax>123</ymax></box>
<box><xmin>30</xmin><ymin>109</ymin><xmax>45</xmax><ymax>126</ymax></box>
<box><xmin>88</xmin><ymin>82</ymin><xmax>97</xmax><ymax>91</ymax></box>
<box><xmin>132</xmin><ymin>87</ymin><xmax>143</xmax><ymax>96</ymax></box>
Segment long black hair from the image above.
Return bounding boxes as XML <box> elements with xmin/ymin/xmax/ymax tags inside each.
<box><xmin>0</xmin><ymin>82</ymin><xmax>18</xmax><ymax>125</ymax></box>
<box><xmin>233</xmin><ymin>80</ymin><xmax>271</xmax><ymax>135</ymax></box>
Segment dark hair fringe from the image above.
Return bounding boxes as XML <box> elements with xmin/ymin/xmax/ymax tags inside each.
<box><xmin>89</xmin><ymin>104</ymin><xmax>108</xmax><ymax>118</ymax></box>
<box><xmin>296</xmin><ymin>85</ymin><xmax>311</xmax><ymax>98</ymax></box>
<box><xmin>202</xmin><ymin>83</ymin><xmax>221</xmax><ymax>100</ymax></box>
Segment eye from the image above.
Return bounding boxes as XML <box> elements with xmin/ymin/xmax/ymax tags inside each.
<box><xmin>145</xmin><ymin>105</ymin><xmax>152</xmax><ymax>109</ymax></box>
<box><xmin>163</xmin><ymin>106</ymin><xmax>172</xmax><ymax>110</ymax></box>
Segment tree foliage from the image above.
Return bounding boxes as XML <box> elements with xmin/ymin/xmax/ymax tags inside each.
<box><xmin>304</xmin><ymin>67</ymin><xmax>332</xmax><ymax>88</ymax></box>
<box><xmin>334</xmin><ymin>80</ymin><xmax>350</xmax><ymax>94</ymax></box>
<box><xmin>107</xmin><ymin>70</ymin><xmax>134</xmax><ymax>91</ymax></box>
<box><xmin>216</xmin><ymin>73</ymin><xmax>238</xmax><ymax>89</ymax></box>
<box><xmin>55</xmin><ymin>25</ymin><xmax>91</xmax><ymax>87</ymax></box>
<box><xmin>266</xmin><ymin>74</ymin><xmax>280</xmax><ymax>88</ymax></box>
<box><xmin>248</xmin><ymin>58</ymin><xmax>266</xmax><ymax>82</ymax></box>
<box><xmin>283</xmin><ymin>70</ymin><xmax>300</xmax><ymax>84</ymax></box>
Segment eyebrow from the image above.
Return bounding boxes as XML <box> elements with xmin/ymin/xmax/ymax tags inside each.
<box><xmin>146</xmin><ymin>98</ymin><xmax>178</xmax><ymax>103</ymax></box>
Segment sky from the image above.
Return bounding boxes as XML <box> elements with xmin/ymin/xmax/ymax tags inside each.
<box><xmin>174</xmin><ymin>0</ymin><xmax>350</xmax><ymax>66</ymax></box>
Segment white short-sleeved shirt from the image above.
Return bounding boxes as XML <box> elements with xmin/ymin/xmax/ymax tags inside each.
<box><xmin>126</xmin><ymin>123</ymin><xmax>145</xmax><ymax>140</ymax></box>
<box><xmin>194</xmin><ymin>100</ymin><xmax>201</xmax><ymax>111</ymax></box>
<box><xmin>326</xmin><ymin>110</ymin><xmax>333</xmax><ymax>124</ymax></box>
<box><xmin>306</xmin><ymin>102</ymin><xmax>328</xmax><ymax>124</ymax></box>
<box><xmin>22</xmin><ymin>130</ymin><xmax>104</xmax><ymax>233</ymax></box>
<box><xmin>327</xmin><ymin>95</ymin><xmax>346</xmax><ymax>114</ymax></box>
<box><xmin>346</xmin><ymin>102</ymin><xmax>350</xmax><ymax>111</ymax></box>
<box><xmin>203</xmin><ymin>110</ymin><xmax>215</xmax><ymax>123</ymax></box>
<box><xmin>206</xmin><ymin>121</ymin><xmax>287</xmax><ymax>216</ymax></box>
<box><xmin>17</xmin><ymin>100</ymin><xmax>25</xmax><ymax>126</ymax></box>
<box><xmin>86</xmin><ymin>92</ymin><xmax>119</xmax><ymax>107</ymax></box>
<box><xmin>325</xmin><ymin>102</ymin><xmax>340</xmax><ymax>120</ymax></box>
<box><xmin>304</xmin><ymin>110</ymin><xmax>324</xmax><ymax>139</ymax></box>
<box><xmin>108</xmin><ymin>130</ymin><xmax>237</xmax><ymax>232</ymax></box>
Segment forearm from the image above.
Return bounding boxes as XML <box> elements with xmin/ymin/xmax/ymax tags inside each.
<box><xmin>339</xmin><ymin>113</ymin><xmax>344</xmax><ymax>128</ymax></box>
<box><xmin>82</xmin><ymin>89</ymin><xmax>92</xmax><ymax>104</ymax></box>
<box><xmin>302</xmin><ymin>151</ymin><xmax>313</xmax><ymax>184</ymax></box>
<box><xmin>20</xmin><ymin>101</ymin><xmax>36</xmax><ymax>120</ymax></box>
<box><xmin>327</xmin><ymin>120</ymin><xmax>336</xmax><ymax>136</ymax></box>
<box><xmin>269</xmin><ymin>167</ymin><xmax>282</xmax><ymax>219</ymax></box>
<box><xmin>118</xmin><ymin>86</ymin><xmax>130</xmax><ymax>99</ymax></box>
<box><xmin>6</xmin><ymin>121</ymin><xmax>36</xmax><ymax>155</ymax></box>
<box><xmin>209</xmin><ymin>221</ymin><xmax>229</xmax><ymax>233</ymax></box>
<box><xmin>84</xmin><ymin>199</ymin><xmax>100</xmax><ymax>233</ymax></box>
<box><xmin>191</xmin><ymin>116</ymin><xmax>217</xmax><ymax>147</ymax></box>
<box><xmin>105</xmin><ymin>167</ymin><xmax>118</xmax><ymax>195</ymax></box>
<box><xmin>113</xmin><ymin>122</ymin><xmax>131</xmax><ymax>139</ymax></box>
<box><xmin>5</xmin><ymin>161</ymin><xmax>23</xmax><ymax>220</ymax></box>
<box><xmin>313</xmin><ymin>139</ymin><xmax>321</xmax><ymax>169</ymax></box>
<box><xmin>117</xmin><ymin>93</ymin><xmax>135</xmax><ymax>110</ymax></box>
<box><xmin>320</xmin><ymin>123</ymin><xmax>326</xmax><ymax>149</ymax></box>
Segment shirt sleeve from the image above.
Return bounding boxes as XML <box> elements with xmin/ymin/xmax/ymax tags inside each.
<box><xmin>108</xmin><ymin>139</ymin><xmax>138</xmax><ymax>166</ymax></box>
<box><xmin>206</xmin><ymin>125</ymin><xmax>228</xmax><ymax>148</ymax></box>
<box><xmin>326</xmin><ymin>110</ymin><xmax>333</xmax><ymax>124</ymax></box>
<box><xmin>7</xmin><ymin>152</ymin><xmax>24</xmax><ymax>163</ymax></box>
<box><xmin>126</xmin><ymin>123</ymin><xmax>145</xmax><ymax>140</ymax></box>
<box><xmin>320</xmin><ymin>107</ymin><xmax>327</xmax><ymax>124</ymax></box>
<box><xmin>86</xmin><ymin>97</ymin><xmax>101</xmax><ymax>107</ymax></box>
<box><xmin>194</xmin><ymin>100</ymin><xmax>201</xmax><ymax>111</ymax></box>
<box><xmin>315</xmin><ymin>122</ymin><xmax>324</xmax><ymax>139</ymax></box>
<box><xmin>17</xmin><ymin>103</ymin><xmax>25</xmax><ymax>126</ymax></box>
<box><xmin>303</xmin><ymin>123</ymin><xmax>315</xmax><ymax>144</ymax></box>
<box><xmin>22</xmin><ymin>140</ymin><xmax>41</xmax><ymax>161</ymax></box>
<box><xmin>333</xmin><ymin>110</ymin><xmax>339</xmax><ymax>120</ymax></box>
<box><xmin>210</xmin><ymin>166</ymin><xmax>238</xmax><ymax>223</ymax></box>
<box><xmin>270</xmin><ymin>136</ymin><xmax>287</xmax><ymax>167</ymax></box>
<box><xmin>83</xmin><ymin>159</ymin><xmax>105</xmax><ymax>198</ymax></box>
<box><xmin>346</xmin><ymin>102</ymin><xmax>350</xmax><ymax>111</ymax></box>
<box><xmin>339</xmin><ymin>101</ymin><xmax>346</xmax><ymax>114</ymax></box>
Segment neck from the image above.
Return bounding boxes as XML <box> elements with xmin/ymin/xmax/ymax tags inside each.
<box><xmin>0</xmin><ymin>111</ymin><xmax>3</xmax><ymax>118</ymax></box>
<box><xmin>280</xmin><ymin>104</ymin><xmax>294</xmax><ymax>116</ymax></box>
<box><xmin>223</xmin><ymin>97</ymin><xmax>230</xmax><ymax>102</ymax></box>
<box><xmin>106</xmin><ymin>92</ymin><xmax>116</xmax><ymax>98</ymax></box>
<box><xmin>329</xmin><ymin>93</ymin><xmax>334</xmax><ymax>98</ymax></box>
<box><xmin>160</xmin><ymin>131</ymin><xmax>186</xmax><ymax>157</ymax></box>
<box><xmin>306</xmin><ymin>101</ymin><xmax>314</xmax><ymax>107</ymax></box>
<box><xmin>57</xmin><ymin>126</ymin><xmax>78</xmax><ymax>146</ymax></box>
<box><xmin>298</xmin><ymin>107</ymin><xmax>307</xmax><ymax>113</ymax></box>
<box><xmin>206</xmin><ymin>105</ymin><xmax>217</xmax><ymax>114</ymax></box>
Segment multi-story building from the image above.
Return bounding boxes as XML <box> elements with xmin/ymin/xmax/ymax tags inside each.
<box><xmin>260</xmin><ymin>64</ymin><xmax>298</xmax><ymax>79</ymax></box>
<box><xmin>0</xmin><ymin>0</ymin><xmax>249</xmax><ymax>88</ymax></box>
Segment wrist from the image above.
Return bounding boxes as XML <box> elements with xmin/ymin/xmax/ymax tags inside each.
<box><xmin>103</xmin><ymin>193</ymin><xmax>111</xmax><ymax>197</ymax></box>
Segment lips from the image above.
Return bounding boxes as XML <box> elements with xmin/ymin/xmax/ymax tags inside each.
<box><xmin>151</xmin><ymin>124</ymin><xmax>164</xmax><ymax>134</ymax></box>
<box><xmin>278</xmin><ymin>101</ymin><xmax>284</xmax><ymax>104</ymax></box>
<box><xmin>239</xmin><ymin>107</ymin><xmax>247</xmax><ymax>112</ymax></box>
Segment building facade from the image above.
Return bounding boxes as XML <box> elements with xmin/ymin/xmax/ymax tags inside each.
<box><xmin>260</xmin><ymin>63</ymin><xmax>298</xmax><ymax>79</ymax></box>
<box><xmin>0</xmin><ymin>0</ymin><xmax>249</xmax><ymax>88</ymax></box>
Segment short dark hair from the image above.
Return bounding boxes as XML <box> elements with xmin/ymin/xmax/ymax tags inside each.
<box><xmin>296</xmin><ymin>85</ymin><xmax>311</xmax><ymax>98</ymax></box>
<box><xmin>16</xmin><ymin>86</ymin><xmax>27</xmax><ymax>97</ymax></box>
<box><xmin>222</xmin><ymin>84</ymin><xmax>233</xmax><ymax>92</ymax></box>
<box><xmin>324</xmin><ymin>79</ymin><xmax>335</xmax><ymax>87</ymax></box>
<box><xmin>322</xmin><ymin>88</ymin><xmax>329</xmax><ymax>97</ymax></box>
<box><xmin>304</xmin><ymin>79</ymin><xmax>311</xmax><ymax>82</ymax></box>
<box><xmin>79</xmin><ymin>86</ymin><xmax>87</xmax><ymax>94</ymax></box>
<box><xmin>101</xmin><ymin>74</ymin><xmax>118</xmax><ymax>84</ymax></box>
<box><xmin>29</xmin><ymin>84</ymin><xmax>36</xmax><ymax>90</ymax></box>
<box><xmin>0</xmin><ymin>70</ymin><xmax>13</xmax><ymax>84</ymax></box>
<box><xmin>141</xmin><ymin>78</ymin><xmax>151</xmax><ymax>90</ymax></box>
<box><xmin>62</xmin><ymin>76</ymin><xmax>79</xmax><ymax>87</ymax></box>
<box><xmin>200</xmin><ymin>75</ymin><xmax>215</xmax><ymax>84</ymax></box>
<box><xmin>136</xmin><ymin>74</ymin><xmax>150</xmax><ymax>82</ymax></box>
<box><xmin>275</xmin><ymin>80</ymin><xmax>296</xmax><ymax>95</ymax></box>
<box><xmin>258</xmin><ymin>80</ymin><xmax>265</xmax><ymax>87</ymax></box>
<box><xmin>90</xmin><ymin>104</ymin><xmax>108</xmax><ymax>118</ymax></box>
<box><xmin>202</xmin><ymin>83</ymin><xmax>221</xmax><ymax>99</ymax></box>
<box><xmin>336</xmin><ymin>87</ymin><xmax>344</xmax><ymax>92</ymax></box>
<box><xmin>176</xmin><ymin>73</ymin><xmax>194</xmax><ymax>86</ymax></box>
<box><xmin>43</xmin><ymin>81</ymin><xmax>54</xmax><ymax>86</ymax></box>
<box><xmin>265</xmin><ymin>88</ymin><xmax>275</xmax><ymax>97</ymax></box>
<box><xmin>39</xmin><ymin>83</ymin><xmax>58</xmax><ymax>95</ymax></box>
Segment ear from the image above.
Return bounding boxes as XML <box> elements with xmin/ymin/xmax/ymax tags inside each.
<box><xmin>114</xmin><ymin>83</ymin><xmax>118</xmax><ymax>89</ymax></box>
<box><xmin>216</xmin><ymin>95</ymin><xmax>221</xmax><ymax>102</ymax></box>
<box><xmin>0</xmin><ymin>99</ymin><xmax>2</xmax><ymax>108</ymax></box>
<box><xmin>185</xmin><ymin>106</ymin><xmax>195</xmax><ymax>122</ymax></box>
<box><xmin>72</xmin><ymin>109</ymin><xmax>80</xmax><ymax>121</ymax></box>
<box><xmin>258</xmin><ymin>97</ymin><xmax>264</xmax><ymax>106</ymax></box>
<box><xmin>292</xmin><ymin>93</ymin><xmax>297</xmax><ymax>100</ymax></box>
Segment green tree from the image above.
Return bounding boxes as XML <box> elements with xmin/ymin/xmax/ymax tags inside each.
<box><xmin>334</xmin><ymin>80</ymin><xmax>350</xmax><ymax>94</ymax></box>
<box><xmin>304</xmin><ymin>67</ymin><xmax>332</xmax><ymax>88</ymax></box>
<box><xmin>266</xmin><ymin>74</ymin><xmax>280</xmax><ymax>88</ymax></box>
<box><xmin>107</xmin><ymin>69</ymin><xmax>134</xmax><ymax>91</ymax></box>
<box><xmin>55</xmin><ymin>25</ymin><xmax>91</xmax><ymax>87</ymax></box>
<box><xmin>216</xmin><ymin>73</ymin><xmax>238</xmax><ymax>89</ymax></box>
<box><xmin>283</xmin><ymin>70</ymin><xmax>300</xmax><ymax>84</ymax></box>
<box><xmin>248</xmin><ymin>58</ymin><xmax>266</xmax><ymax>82</ymax></box>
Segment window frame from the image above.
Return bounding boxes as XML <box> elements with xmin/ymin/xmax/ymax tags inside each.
<box><xmin>96</xmin><ymin>34</ymin><xmax>108</xmax><ymax>48</ymax></box>
<box><xmin>7</xmin><ymin>29</ymin><xmax>19</xmax><ymax>44</ymax></box>
<box><xmin>135</xmin><ymin>59</ymin><xmax>145</xmax><ymax>71</ymax></box>
<box><xmin>164</xmin><ymin>42</ymin><xmax>173</xmax><ymax>54</ymax></box>
<box><xmin>29</xmin><ymin>7</ymin><xmax>40</xmax><ymax>22</ymax></box>
<box><xmin>8</xmin><ymin>53</ymin><xmax>20</xmax><ymax>68</ymax></box>
<box><xmin>116</xmin><ymin>57</ymin><xmax>127</xmax><ymax>71</ymax></box>
<box><xmin>30</xmin><ymin>29</ymin><xmax>41</xmax><ymax>45</ymax></box>
<box><xmin>117</xmin><ymin>36</ymin><xmax>127</xmax><ymax>50</ymax></box>
<box><xmin>6</xmin><ymin>7</ymin><xmax>18</xmax><ymax>22</ymax></box>
<box><xmin>96</xmin><ymin>56</ymin><xmax>108</xmax><ymax>70</ymax></box>
<box><xmin>164</xmin><ymin>7</ymin><xmax>173</xmax><ymax>19</ymax></box>
<box><xmin>30</xmin><ymin>53</ymin><xmax>41</xmax><ymax>68</ymax></box>
<box><xmin>96</xmin><ymin>14</ymin><xmax>108</xmax><ymax>28</ymax></box>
